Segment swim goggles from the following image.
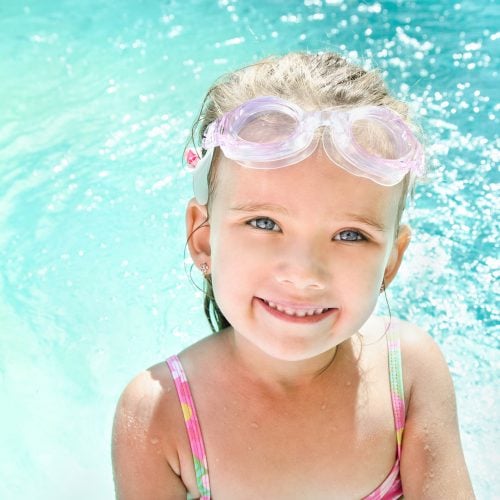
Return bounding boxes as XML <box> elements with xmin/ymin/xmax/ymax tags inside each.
<box><xmin>187</xmin><ymin>96</ymin><xmax>424</xmax><ymax>204</ymax></box>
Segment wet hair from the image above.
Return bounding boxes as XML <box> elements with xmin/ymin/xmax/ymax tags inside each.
<box><xmin>188</xmin><ymin>51</ymin><xmax>422</xmax><ymax>332</ymax></box>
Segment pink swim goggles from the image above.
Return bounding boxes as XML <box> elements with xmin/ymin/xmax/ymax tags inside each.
<box><xmin>188</xmin><ymin>96</ymin><xmax>424</xmax><ymax>204</ymax></box>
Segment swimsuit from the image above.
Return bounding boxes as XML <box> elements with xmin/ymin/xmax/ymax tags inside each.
<box><xmin>166</xmin><ymin>323</ymin><xmax>405</xmax><ymax>500</ymax></box>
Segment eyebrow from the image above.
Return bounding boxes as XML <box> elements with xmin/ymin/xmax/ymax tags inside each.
<box><xmin>342</xmin><ymin>213</ymin><xmax>387</xmax><ymax>232</ymax></box>
<box><xmin>230</xmin><ymin>203</ymin><xmax>290</xmax><ymax>215</ymax></box>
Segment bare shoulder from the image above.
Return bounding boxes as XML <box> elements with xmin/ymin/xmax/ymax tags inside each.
<box><xmin>392</xmin><ymin>318</ymin><xmax>454</xmax><ymax>396</ymax></box>
<box><xmin>389</xmin><ymin>317</ymin><xmax>458</xmax><ymax>423</ymax></box>
<box><xmin>375</xmin><ymin>317</ymin><xmax>457</xmax><ymax>411</ymax></box>
<box><xmin>395</xmin><ymin>316</ymin><xmax>439</xmax><ymax>351</ymax></box>
<box><xmin>112</xmin><ymin>362</ymin><xmax>189</xmax><ymax>499</ymax></box>
<box><xmin>385</xmin><ymin>318</ymin><xmax>476</xmax><ymax>498</ymax></box>
<box><xmin>360</xmin><ymin>316</ymin><xmax>447</xmax><ymax>392</ymax></box>
<box><xmin>113</xmin><ymin>361</ymin><xmax>181</xmax><ymax>451</ymax></box>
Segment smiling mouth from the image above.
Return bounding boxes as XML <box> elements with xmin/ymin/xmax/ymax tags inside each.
<box><xmin>258</xmin><ymin>298</ymin><xmax>335</xmax><ymax>319</ymax></box>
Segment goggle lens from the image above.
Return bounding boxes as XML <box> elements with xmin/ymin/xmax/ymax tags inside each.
<box><xmin>234</xmin><ymin>111</ymin><xmax>299</xmax><ymax>145</ymax></box>
<box><xmin>349</xmin><ymin>118</ymin><xmax>402</xmax><ymax>160</ymax></box>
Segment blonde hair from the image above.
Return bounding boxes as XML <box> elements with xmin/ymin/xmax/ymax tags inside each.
<box><xmin>189</xmin><ymin>51</ymin><xmax>420</xmax><ymax>332</ymax></box>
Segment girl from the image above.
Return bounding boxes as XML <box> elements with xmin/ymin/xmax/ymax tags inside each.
<box><xmin>112</xmin><ymin>52</ymin><xmax>474</xmax><ymax>499</ymax></box>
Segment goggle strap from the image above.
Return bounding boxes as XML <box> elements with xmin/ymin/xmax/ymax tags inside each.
<box><xmin>193</xmin><ymin>148</ymin><xmax>213</xmax><ymax>205</ymax></box>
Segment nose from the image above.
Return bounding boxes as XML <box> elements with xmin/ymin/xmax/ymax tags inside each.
<box><xmin>274</xmin><ymin>243</ymin><xmax>328</xmax><ymax>291</ymax></box>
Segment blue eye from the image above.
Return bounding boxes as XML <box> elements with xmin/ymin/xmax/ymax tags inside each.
<box><xmin>248</xmin><ymin>218</ymin><xmax>280</xmax><ymax>232</ymax></box>
<box><xmin>334</xmin><ymin>230</ymin><xmax>364</xmax><ymax>241</ymax></box>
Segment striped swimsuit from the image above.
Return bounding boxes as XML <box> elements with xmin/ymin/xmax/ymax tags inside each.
<box><xmin>166</xmin><ymin>325</ymin><xmax>405</xmax><ymax>499</ymax></box>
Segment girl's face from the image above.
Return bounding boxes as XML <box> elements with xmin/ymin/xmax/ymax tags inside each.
<box><xmin>189</xmin><ymin>148</ymin><xmax>410</xmax><ymax>361</ymax></box>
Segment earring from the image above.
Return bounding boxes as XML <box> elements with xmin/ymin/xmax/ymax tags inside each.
<box><xmin>380</xmin><ymin>280</ymin><xmax>386</xmax><ymax>293</ymax></box>
<box><xmin>200</xmin><ymin>263</ymin><xmax>209</xmax><ymax>276</ymax></box>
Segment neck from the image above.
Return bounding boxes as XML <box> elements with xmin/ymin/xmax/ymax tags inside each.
<box><xmin>224</xmin><ymin>329</ymin><xmax>351</xmax><ymax>392</ymax></box>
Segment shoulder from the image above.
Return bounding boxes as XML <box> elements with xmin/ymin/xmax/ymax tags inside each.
<box><xmin>112</xmin><ymin>361</ymin><xmax>190</xmax><ymax>497</ymax></box>
<box><xmin>387</xmin><ymin>318</ymin><xmax>475</xmax><ymax>497</ymax></box>
<box><xmin>360</xmin><ymin>316</ymin><xmax>448</xmax><ymax>401</ymax></box>
<box><xmin>393</xmin><ymin>318</ymin><xmax>453</xmax><ymax>399</ymax></box>
<box><xmin>113</xmin><ymin>360</ymin><xmax>185</xmax><ymax>462</ymax></box>
<box><xmin>114</xmin><ymin>361</ymin><xmax>177</xmax><ymax>424</ymax></box>
<box><xmin>369</xmin><ymin>316</ymin><xmax>454</xmax><ymax>404</ymax></box>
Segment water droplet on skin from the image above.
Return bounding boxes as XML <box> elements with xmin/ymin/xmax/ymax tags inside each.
<box><xmin>250</xmin><ymin>422</ymin><xmax>259</xmax><ymax>428</ymax></box>
<box><xmin>150</xmin><ymin>437</ymin><xmax>159</xmax><ymax>445</ymax></box>
<box><xmin>321</xmin><ymin>404</ymin><xmax>327</xmax><ymax>410</ymax></box>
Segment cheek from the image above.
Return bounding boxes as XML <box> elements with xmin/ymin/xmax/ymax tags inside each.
<box><xmin>209</xmin><ymin>230</ymin><xmax>248</xmax><ymax>297</ymax></box>
<box><xmin>334</xmin><ymin>244</ymin><xmax>388</xmax><ymax>276</ymax></box>
<box><xmin>330</xmin><ymin>249</ymin><xmax>390</xmax><ymax>310</ymax></box>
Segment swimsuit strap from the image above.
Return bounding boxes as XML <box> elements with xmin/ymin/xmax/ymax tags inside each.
<box><xmin>166</xmin><ymin>355</ymin><xmax>211</xmax><ymax>499</ymax></box>
<box><xmin>386</xmin><ymin>320</ymin><xmax>405</xmax><ymax>456</ymax></box>
<box><xmin>363</xmin><ymin>320</ymin><xmax>406</xmax><ymax>500</ymax></box>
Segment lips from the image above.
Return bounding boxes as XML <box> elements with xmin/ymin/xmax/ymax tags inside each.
<box><xmin>256</xmin><ymin>297</ymin><xmax>336</xmax><ymax>323</ymax></box>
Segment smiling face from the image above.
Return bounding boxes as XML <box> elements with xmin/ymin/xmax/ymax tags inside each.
<box><xmin>187</xmin><ymin>148</ymin><xmax>410</xmax><ymax>361</ymax></box>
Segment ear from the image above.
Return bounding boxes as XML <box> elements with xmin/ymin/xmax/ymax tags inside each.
<box><xmin>383</xmin><ymin>224</ymin><xmax>411</xmax><ymax>288</ymax></box>
<box><xmin>186</xmin><ymin>198</ymin><xmax>211</xmax><ymax>268</ymax></box>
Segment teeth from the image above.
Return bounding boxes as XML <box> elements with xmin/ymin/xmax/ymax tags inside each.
<box><xmin>265</xmin><ymin>300</ymin><xmax>328</xmax><ymax>317</ymax></box>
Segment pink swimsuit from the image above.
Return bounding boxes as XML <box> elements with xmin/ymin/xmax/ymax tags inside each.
<box><xmin>166</xmin><ymin>324</ymin><xmax>405</xmax><ymax>499</ymax></box>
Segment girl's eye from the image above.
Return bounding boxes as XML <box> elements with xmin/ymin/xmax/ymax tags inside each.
<box><xmin>334</xmin><ymin>230</ymin><xmax>365</xmax><ymax>242</ymax></box>
<box><xmin>248</xmin><ymin>217</ymin><xmax>280</xmax><ymax>232</ymax></box>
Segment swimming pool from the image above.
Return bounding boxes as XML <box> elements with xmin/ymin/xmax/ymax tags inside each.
<box><xmin>1</xmin><ymin>0</ymin><xmax>498</xmax><ymax>497</ymax></box>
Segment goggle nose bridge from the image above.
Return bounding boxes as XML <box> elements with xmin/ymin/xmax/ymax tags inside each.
<box><xmin>303</xmin><ymin>109</ymin><xmax>346</xmax><ymax>134</ymax></box>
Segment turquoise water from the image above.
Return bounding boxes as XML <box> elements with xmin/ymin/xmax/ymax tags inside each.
<box><xmin>0</xmin><ymin>0</ymin><xmax>498</xmax><ymax>498</ymax></box>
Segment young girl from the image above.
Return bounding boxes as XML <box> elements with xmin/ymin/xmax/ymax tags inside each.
<box><xmin>112</xmin><ymin>52</ymin><xmax>474</xmax><ymax>499</ymax></box>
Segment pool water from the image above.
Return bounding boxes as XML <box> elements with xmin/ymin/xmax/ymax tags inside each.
<box><xmin>0</xmin><ymin>0</ymin><xmax>498</xmax><ymax>498</ymax></box>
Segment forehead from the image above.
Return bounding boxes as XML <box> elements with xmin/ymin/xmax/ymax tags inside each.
<box><xmin>211</xmin><ymin>149</ymin><xmax>403</xmax><ymax>226</ymax></box>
